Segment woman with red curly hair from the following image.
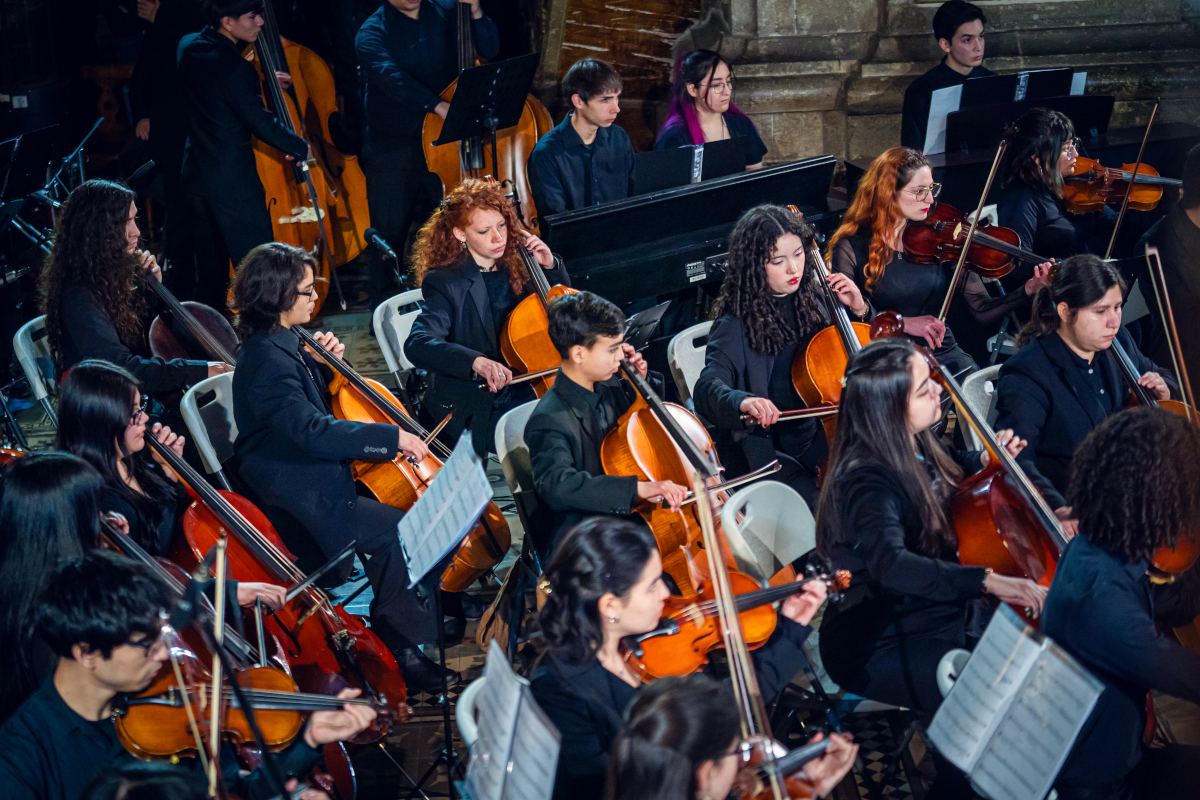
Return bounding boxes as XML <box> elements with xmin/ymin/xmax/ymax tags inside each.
<box><xmin>406</xmin><ymin>179</ymin><xmax>569</xmax><ymax>457</ymax></box>
<box><xmin>829</xmin><ymin>147</ymin><xmax>1050</xmax><ymax>381</ymax></box>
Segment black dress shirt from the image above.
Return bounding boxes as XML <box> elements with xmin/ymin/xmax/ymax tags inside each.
<box><xmin>355</xmin><ymin>0</ymin><xmax>499</xmax><ymax>148</ymax></box>
<box><xmin>996</xmin><ymin>183</ymin><xmax>1109</xmax><ymax>291</ymax></box>
<box><xmin>56</xmin><ymin>284</ymin><xmax>209</xmax><ymax>394</ymax></box>
<box><xmin>530</xmin><ymin>615</ymin><xmax>813</xmax><ymax>800</ymax></box>
<box><xmin>900</xmin><ymin>60</ymin><xmax>996</xmax><ymax>151</ymax></box>
<box><xmin>1043</xmin><ymin>536</ymin><xmax>1200</xmax><ymax>792</ymax></box>
<box><xmin>101</xmin><ymin>475</ymin><xmax>188</xmax><ymax>557</ymax></box>
<box><xmin>0</xmin><ymin>676</ymin><xmax>320</xmax><ymax>800</ymax></box>
<box><xmin>526</xmin><ymin>113</ymin><xmax>635</xmax><ymax>216</ymax></box>
<box><xmin>653</xmin><ymin>112</ymin><xmax>768</xmax><ymax>166</ymax></box>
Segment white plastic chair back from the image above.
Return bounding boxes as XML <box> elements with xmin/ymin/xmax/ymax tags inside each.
<box><xmin>372</xmin><ymin>289</ymin><xmax>424</xmax><ymax>376</ymax></box>
<box><xmin>14</xmin><ymin>317</ymin><xmax>57</xmax><ymax>424</ymax></box>
<box><xmin>455</xmin><ymin>676</ymin><xmax>487</xmax><ymax>752</ymax></box>
<box><xmin>968</xmin><ymin>204</ymin><xmax>999</xmax><ymax>227</ymax></box>
<box><xmin>180</xmin><ymin>373</ymin><xmax>239</xmax><ymax>477</ymax></box>
<box><xmin>666</xmin><ymin>321</ymin><xmax>712</xmax><ymax>410</ymax></box>
<box><xmin>937</xmin><ymin>648</ymin><xmax>973</xmax><ymax>698</ymax></box>
<box><xmin>494</xmin><ymin>400</ymin><xmax>538</xmax><ymax>495</ymax></box>
<box><xmin>958</xmin><ymin>364</ymin><xmax>1002</xmax><ymax>451</ymax></box>
<box><xmin>719</xmin><ymin>481</ymin><xmax>815</xmax><ymax>584</ymax></box>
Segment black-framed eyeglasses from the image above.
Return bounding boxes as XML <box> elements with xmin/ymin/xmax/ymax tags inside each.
<box><xmin>296</xmin><ymin>286</ymin><xmax>317</xmax><ymax>299</ymax></box>
<box><xmin>124</xmin><ymin>630</ymin><xmax>163</xmax><ymax>652</ymax></box>
<box><xmin>129</xmin><ymin>394</ymin><xmax>150</xmax><ymax>426</ymax></box>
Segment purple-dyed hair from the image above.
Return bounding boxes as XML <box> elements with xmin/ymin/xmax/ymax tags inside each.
<box><xmin>659</xmin><ymin>49</ymin><xmax>749</xmax><ymax>145</ymax></box>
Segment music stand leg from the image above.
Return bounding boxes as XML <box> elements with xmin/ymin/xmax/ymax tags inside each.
<box><xmin>0</xmin><ymin>383</ymin><xmax>29</xmax><ymax>450</ymax></box>
<box><xmin>404</xmin><ymin>590</ymin><xmax>459</xmax><ymax>800</ymax></box>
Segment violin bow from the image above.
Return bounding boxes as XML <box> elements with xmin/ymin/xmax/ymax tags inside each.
<box><xmin>1145</xmin><ymin>244</ymin><xmax>1197</xmax><ymax>423</ymax></box>
<box><xmin>938</xmin><ymin>140</ymin><xmax>1008</xmax><ymax>321</ymax></box>
<box><xmin>1105</xmin><ymin>101</ymin><xmax>1159</xmax><ymax>260</ymax></box>
<box><xmin>208</xmin><ymin>536</ymin><xmax>230</xmax><ymax>798</ymax></box>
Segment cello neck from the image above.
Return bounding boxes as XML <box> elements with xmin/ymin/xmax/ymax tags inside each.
<box><xmin>619</xmin><ymin>359</ymin><xmax>718</xmax><ymax>480</ymax></box>
<box><xmin>145</xmin><ymin>276</ymin><xmax>238</xmax><ymax>366</ymax></box>
<box><xmin>1109</xmin><ymin>337</ymin><xmax>1159</xmax><ymax>407</ymax></box>
<box><xmin>457</xmin><ymin>0</ymin><xmax>474</xmax><ymax>72</ymax></box>
<box><xmin>810</xmin><ymin>244</ymin><xmax>861</xmax><ymax>354</ymax></box>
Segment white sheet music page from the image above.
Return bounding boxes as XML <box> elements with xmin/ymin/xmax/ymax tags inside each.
<box><xmin>466</xmin><ymin>641</ymin><xmax>528</xmax><ymax>800</ymax></box>
<box><xmin>970</xmin><ymin>639</ymin><xmax>1103</xmax><ymax>800</ymax></box>
<box><xmin>501</xmin><ymin>686</ymin><xmax>562</xmax><ymax>800</ymax></box>
<box><xmin>923</xmin><ymin>84</ymin><xmax>964</xmax><ymax>156</ymax></box>
<box><xmin>397</xmin><ymin>431</ymin><xmax>493</xmax><ymax>586</ymax></box>
<box><xmin>926</xmin><ymin>605</ymin><xmax>1041</xmax><ymax>772</ymax></box>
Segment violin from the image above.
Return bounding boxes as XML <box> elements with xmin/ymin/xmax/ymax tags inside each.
<box><xmin>141</xmin><ymin>258</ymin><xmax>239</xmax><ymax>366</ymax></box>
<box><xmin>625</xmin><ymin>568</ymin><xmax>849</xmax><ymax>682</ymax></box>
<box><xmin>148</xmin><ymin>436</ymin><xmax>410</xmax><ymax>741</ymax></box>
<box><xmin>903</xmin><ymin>202</ymin><xmax>1053</xmax><ymax>280</ymax></box>
<box><xmin>295</xmin><ymin>326</ymin><xmax>511</xmax><ymax>592</ymax></box>
<box><xmin>1063</xmin><ymin>157</ymin><xmax>1181</xmax><ymax>215</ymax></box>
<box><xmin>871</xmin><ymin>312</ymin><xmax>1069</xmax><ymax>624</ymax></box>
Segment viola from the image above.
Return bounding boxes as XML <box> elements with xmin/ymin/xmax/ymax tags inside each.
<box><xmin>871</xmin><ymin>312</ymin><xmax>1070</xmax><ymax>624</ymax></box>
<box><xmin>142</xmin><ymin>262</ymin><xmax>239</xmax><ymax>366</ymax></box>
<box><xmin>148</xmin><ymin>437</ymin><xmax>410</xmax><ymax>742</ymax></box>
<box><xmin>625</xmin><ymin>568</ymin><xmax>849</xmax><ymax>682</ymax></box>
<box><xmin>421</xmin><ymin>2</ymin><xmax>554</xmax><ymax>231</ymax></box>
<box><xmin>1063</xmin><ymin>156</ymin><xmax>1181</xmax><ymax>215</ymax></box>
<box><xmin>295</xmin><ymin>326</ymin><xmax>511</xmax><ymax>592</ymax></box>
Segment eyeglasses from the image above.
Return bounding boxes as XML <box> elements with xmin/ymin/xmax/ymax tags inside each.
<box><xmin>708</xmin><ymin>78</ymin><xmax>734</xmax><ymax>93</ymax></box>
<box><xmin>296</xmin><ymin>286</ymin><xmax>317</xmax><ymax>299</ymax></box>
<box><xmin>902</xmin><ymin>183</ymin><xmax>942</xmax><ymax>200</ymax></box>
<box><xmin>1061</xmin><ymin>138</ymin><xmax>1080</xmax><ymax>156</ymax></box>
<box><xmin>129</xmin><ymin>394</ymin><xmax>150</xmax><ymax>426</ymax></box>
<box><xmin>124</xmin><ymin>631</ymin><xmax>163</xmax><ymax>653</ymax></box>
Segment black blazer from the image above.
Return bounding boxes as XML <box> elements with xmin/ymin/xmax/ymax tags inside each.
<box><xmin>232</xmin><ymin>327</ymin><xmax>398</xmax><ymax>560</ymax></box>
<box><xmin>525</xmin><ymin>369</ymin><xmax>663</xmax><ymax>548</ymax></box>
<box><xmin>177</xmin><ymin>28</ymin><xmax>307</xmax><ymax>204</ymax></box>
<box><xmin>530</xmin><ymin>617</ymin><xmax>813</xmax><ymax>800</ymax></box>
<box><xmin>406</xmin><ymin>252</ymin><xmax>569</xmax><ymax>405</ymax></box>
<box><xmin>994</xmin><ymin>329</ymin><xmax>1171</xmax><ymax>509</ymax></box>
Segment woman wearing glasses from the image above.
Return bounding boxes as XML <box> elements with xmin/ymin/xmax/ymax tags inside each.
<box><xmin>996</xmin><ymin>108</ymin><xmax>1114</xmax><ymax>294</ymax></box>
<box><xmin>830</xmin><ymin>147</ymin><xmax>1051</xmax><ymax>379</ymax></box>
<box><xmin>654</xmin><ymin>49</ymin><xmax>767</xmax><ymax>170</ymax></box>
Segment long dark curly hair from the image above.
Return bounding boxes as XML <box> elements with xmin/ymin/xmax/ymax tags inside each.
<box><xmin>538</xmin><ymin>518</ymin><xmax>659</xmax><ymax>665</ymax></box>
<box><xmin>411</xmin><ymin>179</ymin><xmax>530</xmax><ymax>294</ymax></box>
<box><xmin>1067</xmin><ymin>407</ymin><xmax>1200</xmax><ymax>564</ymax></box>
<box><xmin>816</xmin><ymin>338</ymin><xmax>964</xmax><ymax>560</ymax></box>
<box><xmin>712</xmin><ymin>205</ymin><xmax>824</xmax><ymax>356</ymax></box>
<box><xmin>40</xmin><ymin>180</ymin><xmax>147</xmax><ymax>372</ymax></box>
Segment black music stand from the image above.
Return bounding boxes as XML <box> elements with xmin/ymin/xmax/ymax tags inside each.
<box><xmin>946</xmin><ymin>94</ymin><xmax>1115</xmax><ymax>153</ymax></box>
<box><xmin>434</xmin><ymin>53</ymin><xmax>541</xmax><ymax>184</ymax></box>
<box><xmin>633</xmin><ymin>147</ymin><xmax>696</xmax><ymax>195</ymax></box>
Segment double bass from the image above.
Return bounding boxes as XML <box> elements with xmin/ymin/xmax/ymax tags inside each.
<box><xmin>421</xmin><ymin>2</ymin><xmax>554</xmax><ymax>230</ymax></box>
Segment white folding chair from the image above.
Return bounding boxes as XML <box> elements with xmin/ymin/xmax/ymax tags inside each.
<box><xmin>958</xmin><ymin>364</ymin><xmax>1002</xmax><ymax>450</ymax></box>
<box><xmin>13</xmin><ymin>316</ymin><xmax>58</xmax><ymax>427</ymax></box>
<box><xmin>937</xmin><ymin>648</ymin><xmax>972</xmax><ymax>698</ymax></box>
<box><xmin>720</xmin><ymin>480</ymin><xmax>815</xmax><ymax>584</ymax></box>
<box><xmin>666</xmin><ymin>321</ymin><xmax>712</xmax><ymax>412</ymax></box>
<box><xmin>455</xmin><ymin>676</ymin><xmax>487</xmax><ymax>752</ymax></box>
<box><xmin>372</xmin><ymin>289</ymin><xmax>423</xmax><ymax>406</ymax></box>
<box><xmin>179</xmin><ymin>372</ymin><xmax>238</xmax><ymax>491</ymax></box>
<box><xmin>494</xmin><ymin>400</ymin><xmax>539</xmax><ymax>497</ymax></box>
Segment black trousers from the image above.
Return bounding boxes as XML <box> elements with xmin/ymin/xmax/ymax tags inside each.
<box><xmin>362</xmin><ymin>136</ymin><xmax>438</xmax><ymax>306</ymax></box>
<box><xmin>1056</xmin><ymin>745</ymin><xmax>1200</xmax><ymax>800</ymax></box>
<box><xmin>187</xmin><ymin>188</ymin><xmax>274</xmax><ymax>311</ymax></box>
<box><xmin>427</xmin><ymin>380</ymin><xmax>536</xmax><ymax>460</ymax></box>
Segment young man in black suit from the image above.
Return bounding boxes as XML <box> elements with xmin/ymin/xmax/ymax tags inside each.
<box><xmin>899</xmin><ymin>0</ymin><xmax>995</xmax><ymax>150</ymax></box>
<box><xmin>526</xmin><ymin>58</ymin><xmax>635</xmax><ymax>218</ymax></box>
<box><xmin>524</xmin><ymin>292</ymin><xmax>686</xmax><ymax>554</ymax></box>
<box><xmin>177</xmin><ymin>0</ymin><xmax>310</xmax><ymax>310</ymax></box>
<box><xmin>1043</xmin><ymin>408</ymin><xmax>1200</xmax><ymax>800</ymax></box>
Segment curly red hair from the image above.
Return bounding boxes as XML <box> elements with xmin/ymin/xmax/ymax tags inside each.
<box><xmin>412</xmin><ymin>179</ymin><xmax>529</xmax><ymax>293</ymax></box>
<box><xmin>826</xmin><ymin>147</ymin><xmax>930</xmax><ymax>292</ymax></box>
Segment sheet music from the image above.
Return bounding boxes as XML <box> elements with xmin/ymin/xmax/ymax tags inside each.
<box><xmin>397</xmin><ymin>431</ymin><xmax>493</xmax><ymax>586</ymax></box>
<box><xmin>923</xmin><ymin>84</ymin><xmax>963</xmax><ymax>155</ymax></box>
<box><xmin>1071</xmin><ymin>72</ymin><xmax>1087</xmax><ymax>96</ymax></box>
<box><xmin>501</xmin><ymin>687</ymin><xmax>562</xmax><ymax>800</ymax></box>
<box><xmin>971</xmin><ymin>641</ymin><xmax>1103</xmax><ymax>800</ymax></box>
<box><xmin>926</xmin><ymin>605</ymin><xmax>1041</xmax><ymax>771</ymax></box>
<box><xmin>466</xmin><ymin>641</ymin><xmax>527</xmax><ymax>800</ymax></box>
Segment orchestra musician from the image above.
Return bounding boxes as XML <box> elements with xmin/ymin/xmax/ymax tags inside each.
<box><xmin>654</xmin><ymin>49</ymin><xmax>767</xmax><ymax>170</ymax></box>
<box><xmin>814</xmin><ymin>338</ymin><xmax>1047</xmax><ymax>714</ymax></box>
<box><xmin>354</xmin><ymin>0</ymin><xmax>500</xmax><ymax>310</ymax></box>
<box><xmin>527</xmin><ymin>58</ymin><xmax>635</xmax><ymax>217</ymax></box>
<box><xmin>81</xmin><ymin>762</ymin><xmax>208</xmax><ymax>800</ymax></box>
<box><xmin>177</xmin><ymin>0</ymin><xmax>310</xmax><ymax>311</ymax></box>
<box><xmin>0</xmin><ymin>550</ymin><xmax>375</xmax><ymax>800</ymax></box>
<box><xmin>993</xmin><ymin>255</ymin><xmax>1175</xmax><ymax>529</ymax></box>
<box><xmin>39</xmin><ymin>180</ymin><xmax>231</xmax><ymax>395</ymax></box>
<box><xmin>1043</xmin><ymin>407</ymin><xmax>1200</xmax><ymax>800</ymax></box>
<box><xmin>228</xmin><ymin>242</ymin><xmax>450</xmax><ymax>691</ymax></box>
<box><xmin>405</xmin><ymin>178</ymin><xmax>567</xmax><ymax>459</ymax></box>
<box><xmin>605</xmin><ymin>673</ymin><xmax>857</xmax><ymax>800</ymax></box>
<box><xmin>829</xmin><ymin>148</ymin><xmax>1050</xmax><ymax>384</ymax></box>
<box><xmin>693</xmin><ymin>205</ymin><xmax>870</xmax><ymax>508</ymax></box>
<box><xmin>900</xmin><ymin>0</ymin><xmax>994</xmax><ymax>151</ymax></box>
<box><xmin>524</xmin><ymin>292</ymin><xmax>686</xmax><ymax>552</ymax></box>
<box><xmin>529</xmin><ymin>518</ymin><xmax>830</xmax><ymax>800</ymax></box>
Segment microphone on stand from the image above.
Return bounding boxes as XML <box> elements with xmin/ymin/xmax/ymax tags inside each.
<box><xmin>364</xmin><ymin>227</ymin><xmax>398</xmax><ymax>261</ymax></box>
<box><xmin>169</xmin><ymin>545</ymin><xmax>218</xmax><ymax>631</ymax></box>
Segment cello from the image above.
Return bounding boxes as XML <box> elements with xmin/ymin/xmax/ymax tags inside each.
<box><xmin>142</xmin><ymin>259</ymin><xmax>240</xmax><ymax>366</ymax></box>
<box><xmin>420</xmin><ymin>2</ymin><xmax>554</xmax><ymax>231</ymax></box>
<box><xmin>294</xmin><ymin>326</ymin><xmax>511</xmax><ymax>592</ymax></box>
<box><xmin>147</xmin><ymin>436</ymin><xmax>411</xmax><ymax>741</ymax></box>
